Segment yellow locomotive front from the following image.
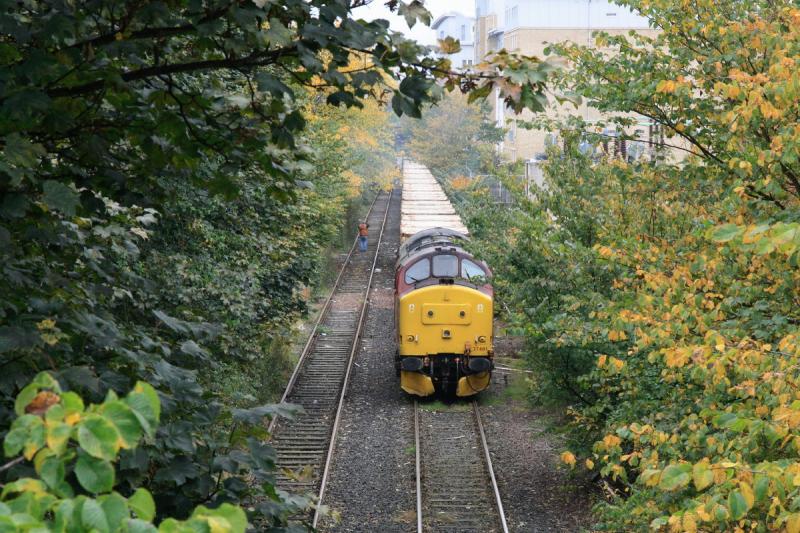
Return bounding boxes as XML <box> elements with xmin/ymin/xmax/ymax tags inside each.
<box><xmin>394</xmin><ymin>229</ymin><xmax>493</xmax><ymax>397</ymax></box>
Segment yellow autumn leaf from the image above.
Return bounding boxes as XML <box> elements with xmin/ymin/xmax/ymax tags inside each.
<box><xmin>692</xmin><ymin>461</ymin><xmax>713</xmax><ymax>491</ymax></box>
<box><xmin>787</xmin><ymin>513</ymin><xmax>800</xmax><ymax>533</ymax></box>
<box><xmin>656</xmin><ymin>79</ymin><xmax>677</xmax><ymax>93</ymax></box>
<box><xmin>560</xmin><ymin>451</ymin><xmax>576</xmax><ymax>467</ymax></box>
<box><xmin>682</xmin><ymin>513</ymin><xmax>697</xmax><ymax>533</ymax></box>
<box><xmin>597</xmin><ymin>246</ymin><xmax>613</xmax><ymax>258</ymax></box>
<box><xmin>36</xmin><ymin>319</ymin><xmax>56</xmax><ymax>330</ymax></box>
<box><xmin>739</xmin><ymin>481</ymin><xmax>755</xmax><ymax>510</ymax></box>
<box><xmin>206</xmin><ymin>517</ymin><xmax>233</xmax><ymax>533</ymax></box>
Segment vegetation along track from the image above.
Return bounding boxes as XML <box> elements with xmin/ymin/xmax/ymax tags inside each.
<box><xmin>415</xmin><ymin>400</ymin><xmax>509</xmax><ymax>533</ymax></box>
<box><xmin>268</xmin><ymin>189</ymin><xmax>392</xmax><ymax>527</ymax></box>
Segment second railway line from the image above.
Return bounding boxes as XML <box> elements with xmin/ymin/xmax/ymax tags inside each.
<box><xmin>269</xmin><ymin>189</ymin><xmax>392</xmax><ymax>528</ymax></box>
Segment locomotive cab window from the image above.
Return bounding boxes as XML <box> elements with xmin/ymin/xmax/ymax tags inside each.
<box><xmin>404</xmin><ymin>259</ymin><xmax>430</xmax><ymax>284</ymax></box>
<box><xmin>432</xmin><ymin>254</ymin><xmax>458</xmax><ymax>277</ymax></box>
<box><xmin>461</xmin><ymin>259</ymin><xmax>486</xmax><ymax>281</ymax></box>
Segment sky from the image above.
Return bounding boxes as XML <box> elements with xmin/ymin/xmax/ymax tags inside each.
<box><xmin>352</xmin><ymin>0</ymin><xmax>476</xmax><ymax>46</ymax></box>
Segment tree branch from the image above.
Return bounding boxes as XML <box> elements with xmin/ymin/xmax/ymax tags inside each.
<box><xmin>45</xmin><ymin>48</ymin><xmax>298</xmax><ymax>100</ymax></box>
<box><xmin>67</xmin><ymin>3</ymin><xmax>237</xmax><ymax>51</ymax></box>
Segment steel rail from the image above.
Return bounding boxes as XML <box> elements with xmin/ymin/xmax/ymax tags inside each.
<box><xmin>473</xmin><ymin>400</ymin><xmax>510</xmax><ymax>533</ymax></box>
<box><xmin>267</xmin><ymin>191</ymin><xmax>381</xmax><ymax>436</ymax></box>
<box><xmin>311</xmin><ymin>187</ymin><xmax>393</xmax><ymax>528</ymax></box>
<box><xmin>414</xmin><ymin>400</ymin><xmax>423</xmax><ymax>533</ymax></box>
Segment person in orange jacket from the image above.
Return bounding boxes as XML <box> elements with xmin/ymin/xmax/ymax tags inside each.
<box><xmin>358</xmin><ymin>222</ymin><xmax>369</xmax><ymax>252</ymax></box>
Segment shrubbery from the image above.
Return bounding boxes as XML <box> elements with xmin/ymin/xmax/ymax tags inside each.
<box><xmin>2</xmin><ymin>372</ymin><xmax>247</xmax><ymax>532</ymax></box>
<box><xmin>452</xmin><ymin>1</ymin><xmax>800</xmax><ymax>530</ymax></box>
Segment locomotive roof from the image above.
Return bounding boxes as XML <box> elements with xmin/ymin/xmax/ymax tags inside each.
<box><xmin>396</xmin><ymin>228</ymin><xmax>477</xmax><ymax>271</ymax></box>
<box><xmin>398</xmin><ymin>227</ymin><xmax>468</xmax><ymax>259</ymax></box>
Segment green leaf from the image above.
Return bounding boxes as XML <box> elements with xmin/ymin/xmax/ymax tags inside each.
<box><xmin>46</xmin><ymin>421</ymin><xmax>71</xmax><ymax>455</ymax></box>
<box><xmin>156</xmin><ymin>518</ymin><xmax>182</xmax><ymax>532</ymax></box>
<box><xmin>61</xmin><ymin>391</ymin><xmax>85</xmax><ymax>415</ymax></box>
<box><xmin>99</xmin><ymin>400</ymin><xmax>143</xmax><ymax>449</ymax></box>
<box><xmin>727</xmin><ymin>489</ymin><xmax>749</xmax><ymax>520</ymax></box>
<box><xmin>4</xmin><ymin>426</ymin><xmax>27</xmax><ymax>457</ymax></box>
<box><xmin>14</xmin><ymin>372</ymin><xmax>60</xmax><ymax>415</ymax></box>
<box><xmin>0</xmin><ymin>326</ymin><xmax>40</xmax><ymax>354</ymax></box>
<box><xmin>4</xmin><ymin>414</ymin><xmax>45</xmax><ymax>460</ymax></box>
<box><xmin>255</xmin><ymin>73</ymin><xmax>292</xmax><ymax>98</ymax></box>
<box><xmin>124</xmin><ymin>382</ymin><xmax>161</xmax><ymax>437</ymax></box>
<box><xmin>190</xmin><ymin>504</ymin><xmax>247</xmax><ymax>533</ymax></box>
<box><xmin>75</xmin><ymin>453</ymin><xmax>115</xmax><ymax>493</ymax></box>
<box><xmin>264</xmin><ymin>17</ymin><xmax>293</xmax><ymax>48</ymax></box>
<box><xmin>99</xmin><ymin>492</ymin><xmax>129</xmax><ymax>530</ymax></box>
<box><xmin>128</xmin><ymin>488</ymin><xmax>156</xmax><ymax>522</ymax></box>
<box><xmin>650</xmin><ymin>517</ymin><xmax>668</xmax><ymax>529</ymax></box>
<box><xmin>53</xmin><ymin>499</ymin><xmax>76</xmax><ymax>531</ymax></box>
<box><xmin>39</xmin><ymin>454</ymin><xmax>66</xmax><ymax>491</ymax></box>
<box><xmin>2</xmin><ymin>133</ymin><xmax>45</xmax><ymax>169</ymax></box>
<box><xmin>41</xmin><ymin>181</ymin><xmax>80</xmax><ymax>216</ymax></box>
<box><xmin>128</xmin><ymin>519</ymin><xmax>158</xmax><ymax>533</ymax></box>
<box><xmin>81</xmin><ymin>499</ymin><xmax>110</xmax><ymax>533</ymax></box>
<box><xmin>658</xmin><ymin>463</ymin><xmax>691</xmax><ymax>491</ymax></box>
<box><xmin>754</xmin><ymin>236</ymin><xmax>776</xmax><ymax>255</ymax></box>
<box><xmin>397</xmin><ymin>0</ymin><xmax>432</xmax><ymax>28</ymax></box>
<box><xmin>709</xmin><ymin>223</ymin><xmax>742</xmax><ymax>243</ymax></box>
<box><xmin>77</xmin><ymin>414</ymin><xmax>120</xmax><ymax>461</ymax></box>
<box><xmin>754</xmin><ymin>475</ymin><xmax>770</xmax><ymax>502</ymax></box>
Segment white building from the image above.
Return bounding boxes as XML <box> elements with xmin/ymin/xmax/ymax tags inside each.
<box><xmin>475</xmin><ymin>0</ymin><xmax>655</xmax><ymax>161</ymax></box>
<box><xmin>431</xmin><ymin>12</ymin><xmax>476</xmax><ymax>68</ymax></box>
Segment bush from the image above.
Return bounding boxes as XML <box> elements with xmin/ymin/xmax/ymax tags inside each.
<box><xmin>1</xmin><ymin>372</ymin><xmax>247</xmax><ymax>533</ymax></box>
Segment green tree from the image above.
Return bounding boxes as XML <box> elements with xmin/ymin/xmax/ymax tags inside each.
<box><xmin>483</xmin><ymin>0</ymin><xmax>800</xmax><ymax>530</ymax></box>
<box><xmin>396</xmin><ymin>92</ymin><xmax>503</xmax><ymax>177</ymax></box>
<box><xmin>0</xmin><ymin>0</ymin><xmax>556</xmax><ymax>526</ymax></box>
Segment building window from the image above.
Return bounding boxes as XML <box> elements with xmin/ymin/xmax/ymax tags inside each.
<box><xmin>505</xmin><ymin>5</ymin><xmax>519</xmax><ymax>27</ymax></box>
<box><xmin>461</xmin><ymin>24</ymin><xmax>466</xmax><ymax>40</ymax></box>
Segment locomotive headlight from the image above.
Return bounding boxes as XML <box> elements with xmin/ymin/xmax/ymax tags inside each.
<box><xmin>407</xmin><ymin>335</ymin><xmax>415</xmax><ymax>342</ymax></box>
<box><xmin>477</xmin><ymin>335</ymin><xmax>487</xmax><ymax>343</ymax></box>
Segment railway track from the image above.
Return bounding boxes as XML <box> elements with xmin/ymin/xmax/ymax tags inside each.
<box><xmin>414</xmin><ymin>400</ymin><xmax>509</xmax><ymax>533</ymax></box>
<box><xmin>268</xmin><ymin>189</ymin><xmax>392</xmax><ymax>528</ymax></box>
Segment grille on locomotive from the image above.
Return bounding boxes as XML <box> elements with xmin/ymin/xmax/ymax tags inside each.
<box><xmin>394</xmin><ymin>228</ymin><xmax>494</xmax><ymax>397</ymax></box>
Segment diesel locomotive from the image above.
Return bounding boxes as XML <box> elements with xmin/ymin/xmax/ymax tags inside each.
<box><xmin>394</xmin><ymin>228</ymin><xmax>494</xmax><ymax>397</ymax></box>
